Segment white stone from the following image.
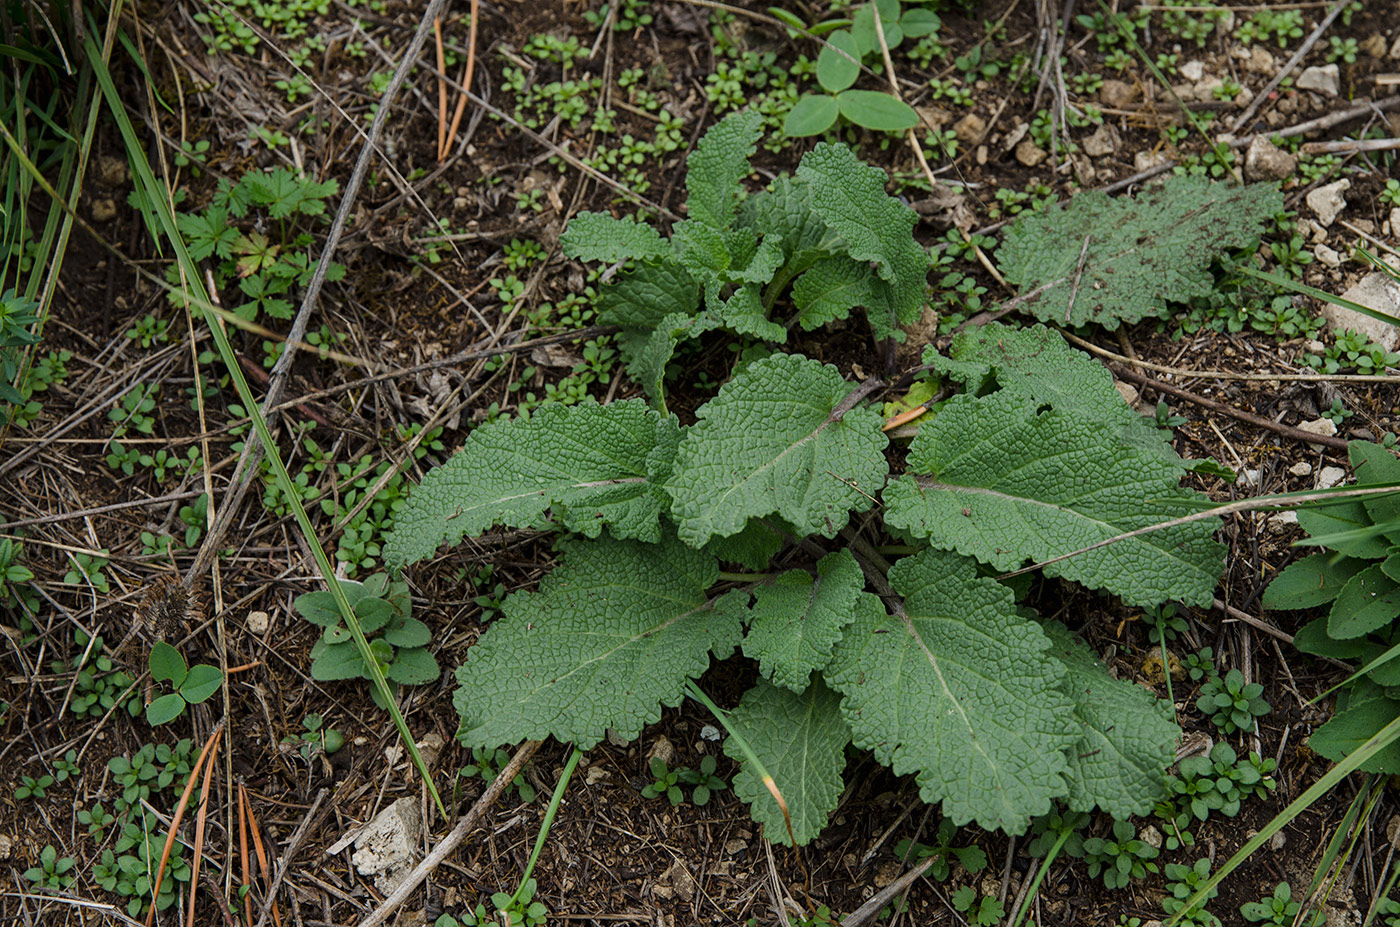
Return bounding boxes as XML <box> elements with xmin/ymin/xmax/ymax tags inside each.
<box><xmin>1114</xmin><ymin>381</ymin><xmax>1140</xmax><ymax>406</ymax></box>
<box><xmin>1271</xmin><ymin>830</ymin><xmax>1287</xmax><ymax>851</ymax></box>
<box><xmin>1180</xmin><ymin>60</ymin><xmax>1206</xmax><ymax>81</ymax></box>
<box><xmin>1289</xmin><ymin>461</ymin><xmax>1313</xmax><ymax>477</ymax></box>
<box><xmin>1391</xmin><ymin>207</ymin><xmax>1400</xmax><ymax>238</ymax></box>
<box><xmin>1324</xmin><ymin>271</ymin><xmax>1400</xmax><ymax>352</ymax></box>
<box><xmin>1139</xmin><ymin>825</ymin><xmax>1163</xmax><ymax>849</ymax></box>
<box><xmin>1134</xmin><ymin>149</ymin><xmax>1171</xmax><ymax>173</ymax></box>
<box><xmin>246</xmin><ymin>610</ymin><xmax>269</xmax><ymax>634</ymax></box>
<box><xmin>1244</xmin><ymin>136</ymin><xmax>1297</xmax><ymax>182</ymax></box>
<box><xmin>646</xmin><ymin>734</ymin><xmax>676</xmax><ymax>768</ymax></box>
<box><xmin>1297</xmin><ymin>64</ymin><xmax>1341</xmax><ymax>97</ymax></box>
<box><xmin>352</xmin><ymin>798</ymin><xmax>422</xmax><ymax>893</ymax></box>
<box><xmin>1298</xmin><ymin>418</ymin><xmax>1339</xmax><ymax>451</ymax></box>
<box><xmin>1083</xmin><ymin>123</ymin><xmax>1116</xmax><ymax>158</ymax></box>
<box><xmin>1391</xmin><ymin>35</ymin><xmax>1400</xmax><ymax>60</ymax></box>
<box><xmin>1306</xmin><ymin>179</ymin><xmax>1350</xmax><ymax>227</ymax></box>
<box><xmin>1245</xmin><ymin>46</ymin><xmax>1276</xmax><ymax>75</ymax></box>
<box><xmin>1317</xmin><ymin>465</ymin><xmax>1348</xmax><ymax>489</ymax></box>
<box><xmin>1268</xmin><ymin>510</ymin><xmax>1300</xmax><ymax>532</ymax></box>
<box><xmin>1314</xmin><ymin>244</ymin><xmax>1342</xmax><ymax>267</ymax></box>
<box><xmin>1236</xmin><ymin>469</ymin><xmax>1262</xmax><ymax>488</ymax></box>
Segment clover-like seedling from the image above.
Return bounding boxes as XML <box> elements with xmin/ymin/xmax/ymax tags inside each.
<box><xmin>895</xmin><ymin>818</ymin><xmax>990</xmax><ymax>881</ymax></box>
<box><xmin>24</xmin><ymin>845</ymin><xmax>75</xmax><ymax>892</ymax></box>
<box><xmin>1241</xmin><ymin>881</ymin><xmax>1323</xmax><ymax>926</ymax></box>
<box><xmin>147</xmin><ymin>641</ymin><xmax>223</xmax><ymax>725</ymax></box>
<box><xmin>1082</xmin><ymin>819</ymin><xmax>1159</xmax><ymax>890</ymax></box>
<box><xmin>284</xmin><ymin>713</ymin><xmax>345</xmax><ymax>761</ymax></box>
<box><xmin>14</xmin><ymin>774</ymin><xmax>53</xmax><ymax>801</ymax></box>
<box><xmin>677</xmin><ymin>754</ymin><xmax>728</xmax><ymax>806</ymax></box>
<box><xmin>1196</xmin><ymin>667</ymin><xmax>1269</xmax><ymax>735</ymax></box>
<box><xmin>641</xmin><ymin>757</ymin><xmax>687</xmax><ymax>806</ymax></box>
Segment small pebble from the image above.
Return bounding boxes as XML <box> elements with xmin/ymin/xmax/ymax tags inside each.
<box><xmin>1289</xmin><ymin>462</ymin><xmax>1312</xmax><ymax>477</ymax></box>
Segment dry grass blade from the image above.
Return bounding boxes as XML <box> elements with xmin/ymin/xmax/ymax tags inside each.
<box><xmin>238</xmin><ymin>784</ymin><xmax>252</xmax><ymax>927</ymax></box>
<box><xmin>144</xmin><ymin>721</ymin><xmax>223</xmax><ymax>927</ymax></box>
<box><xmin>246</xmin><ymin>790</ymin><xmax>283</xmax><ymax>927</ymax></box>
<box><xmin>185</xmin><ymin>730</ymin><xmax>221</xmax><ymax>927</ymax></box>
<box><xmin>442</xmin><ymin>0</ymin><xmax>479</xmax><ymax>159</ymax></box>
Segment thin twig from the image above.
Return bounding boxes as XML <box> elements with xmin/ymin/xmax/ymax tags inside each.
<box><xmin>252</xmin><ymin>787</ymin><xmax>329</xmax><ymax>927</ymax></box>
<box><xmin>1064</xmin><ymin>233</ymin><xmax>1092</xmax><ymax>324</ymax></box>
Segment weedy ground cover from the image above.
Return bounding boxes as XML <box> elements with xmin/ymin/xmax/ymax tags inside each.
<box><xmin>4</xmin><ymin>0</ymin><xmax>1400</xmax><ymax>924</ymax></box>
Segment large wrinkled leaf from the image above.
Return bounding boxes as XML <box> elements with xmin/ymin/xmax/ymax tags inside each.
<box><xmin>454</xmin><ymin>534</ymin><xmax>738</xmax><ymax>749</ymax></box>
<box><xmin>685</xmin><ymin>110</ymin><xmax>762</xmax><ymax>230</ymax></box>
<box><xmin>666</xmin><ymin>354</ymin><xmax>888</xmax><ymax>547</ymax></box>
<box><xmin>883</xmin><ymin>390</ymin><xmax>1224</xmax><ymax>607</ymax></box>
<box><xmin>1310</xmin><ymin>682</ymin><xmax>1400</xmax><ymax>774</ymax></box>
<box><xmin>386</xmin><ymin>400</ymin><xmax>678</xmax><ymax>569</ymax></box>
<box><xmin>558</xmin><ymin>211</ymin><xmax>669</xmax><ymax>263</ymax></box>
<box><xmin>724</xmin><ymin>678</ymin><xmax>851</xmax><ymax>846</ymax></box>
<box><xmin>1042</xmin><ymin>622</ymin><xmax>1178</xmax><ymax>819</ymax></box>
<box><xmin>741</xmin><ymin>549</ymin><xmax>864</xmax><ymax>691</ymax></box>
<box><xmin>597</xmin><ymin>260</ymin><xmax>699</xmax><ymax>360</ymax></box>
<box><xmin>827</xmin><ymin>552</ymin><xmax>1077</xmax><ymax>832</ymax></box>
<box><xmin>998</xmin><ymin>175</ymin><xmax>1281</xmax><ymax>329</ymax></box>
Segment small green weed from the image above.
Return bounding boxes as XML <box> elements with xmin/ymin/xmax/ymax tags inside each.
<box><xmin>1196</xmin><ymin>668</ymin><xmax>1269</xmax><ymax>735</ymax></box>
<box><xmin>24</xmin><ymin>845</ymin><xmax>76</xmax><ymax>892</ymax></box>
<box><xmin>1241</xmin><ymin>881</ymin><xmax>1323</xmax><ymax>925</ymax></box>
<box><xmin>950</xmin><ymin>885</ymin><xmax>1004</xmax><ymax>926</ymax></box>
<box><xmin>894</xmin><ymin>819</ymin><xmax>988</xmax><ymax>881</ymax></box>
<box><xmin>108</xmin><ymin>383</ymin><xmax>158</xmax><ymax>436</ymax></box>
<box><xmin>460</xmin><ymin>746</ymin><xmax>536</xmax><ymax>803</ymax></box>
<box><xmin>64</xmin><ymin>551</ymin><xmax>111</xmax><ymax>594</ymax></box>
<box><xmin>284</xmin><ymin>713</ymin><xmax>345</xmax><ymax>760</ymax></box>
<box><xmin>1161</xmin><ymin>858</ymin><xmax>1220</xmax><ymax>926</ymax></box>
<box><xmin>15</xmin><ymin>773</ymin><xmax>53</xmax><ymax>800</ymax></box>
<box><xmin>146</xmin><ymin>641</ymin><xmax>223</xmax><ymax>725</ymax></box>
<box><xmin>1082</xmin><ymin>819</ymin><xmax>1159</xmax><ymax>889</ymax></box>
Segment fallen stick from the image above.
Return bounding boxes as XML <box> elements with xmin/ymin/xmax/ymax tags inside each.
<box><xmin>357</xmin><ymin>740</ymin><xmax>544</xmax><ymax>927</ymax></box>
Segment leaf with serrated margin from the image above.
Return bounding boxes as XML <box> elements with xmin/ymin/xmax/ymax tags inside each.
<box><xmin>628</xmin><ymin>310</ymin><xmax>724</xmax><ymax>405</ymax></box>
<box><xmin>704</xmin><ymin>517</ymin><xmax>791</xmax><ymax>570</ymax></box>
<box><xmin>454</xmin><ymin>533</ymin><xmax>735</xmax><ymax>749</ymax></box>
<box><xmin>742</xmin><ymin>550</ymin><xmax>864</xmax><ymax>691</ymax></box>
<box><xmin>1041</xmin><ymin>621</ymin><xmax>1178</xmax><ymax>819</ymax></box>
<box><xmin>724</xmin><ymin>678</ymin><xmax>851</xmax><ymax>846</ymax></box>
<box><xmin>1309</xmin><ymin>681</ymin><xmax>1400</xmax><ymax>774</ymax></box>
<box><xmin>998</xmin><ymin>176</ymin><xmax>1281</xmax><ymax>329</ymax></box>
<box><xmin>386</xmin><ymin>400</ymin><xmax>678</xmax><ymax>569</ymax></box>
<box><xmin>1263</xmin><ymin>553</ymin><xmax>1367</xmax><ymax>611</ymax></box>
<box><xmin>559</xmin><ymin>211</ymin><xmax>669</xmax><ymax>263</ymax></box>
<box><xmin>926</xmin><ymin>323</ymin><xmax>1176</xmax><ymax>460</ymax></box>
<box><xmin>685</xmin><ymin>110</ymin><xmax>762</xmax><ymax>230</ymax></box>
<box><xmin>598</xmin><ymin>259</ymin><xmax>699</xmax><ymax>361</ymax></box>
<box><xmin>795</xmin><ymin>143</ymin><xmax>926</xmax><ymax>337</ymax></box>
<box><xmin>883</xmin><ymin>390</ymin><xmax>1224</xmax><ymax>607</ymax></box>
<box><xmin>826</xmin><ymin>554</ymin><xmax>1076</xmax><ymax>833</ymax></box>
<box><xmin>750</xmin><ymin>176</ymin><xmax>834</xmax><ymax>275</ymax></box>
<box><xmin>667</xmin><ymin>353</ymin><xmax>888</xmax><ymax>547</ymax></box>
<box><xmin>793</xmin><ymin>256</ymin><xmax>872</xmax><ymax>330</ymax></box>
<box><xmin>721</xmin><ymin>285</ymin><xmax>787</xmax><ymax>342</ymax></box>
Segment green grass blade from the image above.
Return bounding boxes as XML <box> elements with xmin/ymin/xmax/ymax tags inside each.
<box><xmin>1237</xmin><ymin>264</ymin><xmax>1400</xmax><ymax>332</ymax></box>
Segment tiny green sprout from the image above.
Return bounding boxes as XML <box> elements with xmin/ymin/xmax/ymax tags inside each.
<box><xmin>147</xmin><ymin>641</ymin><xmax>225</xmax><ymax>725</ymax></box>
<box><xmin>1241</xmin><ymin>880</ymin><xmax>1324</xmax><ymax>925</ymax></box>
<box><xmin>1082</xmin><ymin>819</ymin><xmax>1159</xmax><ymax>889</ymax></box>
<box><xmin>677</xmin><ymin>753</ymin><xmax>728</xmax><ymax>806</ymax></box>
<box><xmin>1382</xmin><ymin>180</ymin><xmax>1400</xmax><ymax>208</ymax></box>
<box><xmin>15</xmin><ymin>773</ymin><xmax>53</xmax><ymax>800</ymax></box>
<box><xmin>53</xmin><ymin>749</ymin><xmax>81</xmax><ymax>783</ymax></box>
<box><xmin>79</xmin><ymin>802</ymin><xmax>116</xmax><ymax>839</ymax></box>
<box><xmin>284</xmin><ymin>713</ymin><xmax>345</xmax><ymax>761</ymax></box>
<box><xmin>951</xmin><ymin>885</ymin><xmax>1005</xmax><ymax>926</ymax></box>
<box><xmin>461</xmin><ymin>746</ymin><xmax>536</xmax><ymax>803</ymax></box>
<box><xmin>493</xmin><ymin>877</ymin><xmax>547</xmax><ymax>927</ymax></box>
<box><xmin>1197</xmin><ymin>667</ymin><xmax>1270</xmax><ymax>735</ymax></box>
<box><xmin>1162</xmin><ymin>858</ymin><xmax>1221</xmax><ymax>927</ymax></box>
<box><xmin>24</xmin><ymin>845</ymin><xmax>76</xmax><ymax>892</ymax></box>
<box><xmin>641</xmin><ymin>756</ymin><xmax>687</xmax><ymax>806</ymax></box>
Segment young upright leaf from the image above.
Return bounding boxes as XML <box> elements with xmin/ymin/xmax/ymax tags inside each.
<box><xmin>666</xmin><ymin>354</ymin><xmax>888</xmax><ymax>547</ymax></box>
<box><xmin>883</xmin><ymin>391</ymin><xmax>1224</xmax><ymax>607</ymax></box>
<box><xmin>998</xmin><ymin>176</ymin><xmax>1282</xmax><ymax>329</ymax></box>
<box><xmin>386</xmin><ymin>400</ymin><xmax>678</xmax><ymax>569</ymax></box>
<box><xmin>1328</xmin><ymin>565</ymin><xmax>1400</xmax><ymax>639</ymax></box>
<box><xmin>742</xmin><ymin>549</ymin><xmax>864</xmax><ymax>691</ymax></box>
<box><xmin>1350</xmin><ymin>442</ymin><xmax>1400</xmax><ymax>546</ymax></box>
<box><xmin>1298</xmin><ymin>498</ymin><xmax>1391</xmax><ymax>560</ymax></box>
<box><xmin>795</xmin><ymin>143</ymin><xmax>926</xmax><ymax>337</ymax></box>
<box><xmin>454</xmin><ymin>534</ymin><xmax>736</xmax><ymax>748</ymax></box>
<box><xmin>826</xmin><ymin>554</ymin><xmax>1077</xmax><ymax>833</ymax></box>
<box><xmin>148</xmin><ymin>641</ymin><xmax>186</xmax><ymax>686</ymax></box>
<box><xmin>785</xmin><ymin>94</ymin><xmax>842</xmax><ymax>138</ymax></box>
<box><xmin>816</xmin><ymin>30</ymin><xmax>860</xmax><ymax>93</ymax></box>
<box><xmin>559</xmin><ymin>212</ymin><xmax>669</xmax><ymax>264</ymax></box>
<box><xmin>792</xmin><ymin>256</ymin><xmax>873</xmax><ymax>330</ymax></box>
<box><xmin>179</xmin><ymin>665</ymin><xmax>224</xmax><ymax>704</ymax></box>
<box><xmin>1041</xmin><ymin>622</ymin><xmax>1178</xmax><ymax>819</ymax></box>
<box><xmin>724</xmin><ymin>678</ymin><xmax>852</xmax><ymax>846</ymax></box>
<box><xmin>597</xmin><ymin>260</ymin><xmax>700</xmax><ymax>359</ymax></box>
<box><xmin>684</xmin><ymin>110</ymin><xmax>762</xmax><ymax>230</ymax></box>
<box><xmin>628</xmin><ymin>310</ymin><xmax>724</xmax><ymax>405</ymax></box>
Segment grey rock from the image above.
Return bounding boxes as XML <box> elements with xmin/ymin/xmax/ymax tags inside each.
<box><xmin>1289</xmin><ymin>461</ymin><xmax>1313</xmax><ymax>477</ymax></box>
<box><xmin>1306</xmin><ymin>179</ymin><xmax>1350</xmax><ymax>227</ymax></box>
<box><xmin>1314</xmin><ymin>244</ymin><xmax>1342</xmax><ymax>267</ymax></box>
<box><xmin>1298</xmin><ymin>419</ymin><xmax>1339</xmax><ymax>452</ymax></box>
<box><xmin>1099</xmin><ymin>79</ymin><xmax>1136</xmax><ymax>108</ymax></box>
<box><xmin>1244</xmin><ymin>136</ymin><xmax>1297</xmax><ymax>182</ymax></box>
<box><xmin>1082</xmin><ymin>123</ymin><xmax>1116</xmax><ymax>158</ymax></box>
<box><xmin>1180</xmin><ymin>60</ymin><xmax>1206</xmax><ymax>81</ymax></box>
<box><xmin>1324</xmin><ymin>271</ymin><xmax>1400</xmax><ymax>352</ymax></box>
<box><xmin>1317</xmin><ymin>465</ymin><xmax>1347</xmax><ymax>489</ymax></box>
<box><xmin>352</xmin><ymin>797</ymin><xmax>422</xmax><ymax>893</ymax></box>
<box><xmin>1297</xmin><ymin>64</ymin><xmax>1340</xmax><ymax>97</ymax></box>
<box><xmin>1015</xmin><ymin>139</ymin><xmax>1047</xmax><ymax>167</ymax></box>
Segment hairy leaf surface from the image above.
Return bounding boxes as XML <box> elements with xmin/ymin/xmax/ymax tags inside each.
<box><xmin>454</xmin><ymin>534</ymin><xmax>735</xmax><ymax>749</ymax></box>
<box><xmin>998</xmin><ymin>176</ymin><xmax>1281</xmax><ymax>329</ymax></box>
<box><xmin>742</xmin><ymin>550</ymin><xmax>864</xmax><ymax>691</ymax></box>
<box><xmin>386</xmin><ymin>400</ymin><xmax>677</xmax><ymax>569</ymax></box>
<box><xmin>685</xmin><ymin>110</ymin><xmax>762</xmax><ymax>230</ymax></box>
<box><xmin>827</xmin><ymin>553</ymin><xmax>1076</xmax><ymax>832</ymax></box>
<box><xmin>883</xmin><ymin>391</ymin><xmax>1224</xmax><ymax>607</ymax></box>
<box><xmin>1042</xmin><ymin>622</ymin><xmax>1178</xmax><ymax>819</ymax></box>
<box><xmin>667</xmin><ymin>354</ymin><xmax>888</xmax><ymax>546</ymax></box>
<box><xmin>724</xmin><ymin>678</ymin><xmax>851</xmax><ymax>846</ymax></box>
<box><xmin>559</xmin><ymin>212</ymin><xmax>669</xmax><ymax>263</ymax></box>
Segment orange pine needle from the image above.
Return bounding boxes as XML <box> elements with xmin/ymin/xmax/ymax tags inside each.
<box><xmin>433</xmin><ymin>16</ymin><xmax>448</xmax><ymax>161</ymax></box>
<box><xmin>246</xmin><ymin>792</ymin><xmax>282</xmax><ymax>927</ymax></box>
<box><xmin>442</xmin><ymin>0</ymin><xmax>479</xmax><ymax>160</ymax></box>
<box><xmin>185</xmin><ymin>732</ymin><xmax>221</xmax><ymax>927</ymax></box>
<box><xmin>238</xmin><ymin>784</ymin><xmax>253</xmax><ymax>927</ymax></box>
<box><xmin>882</xmin><ymin>403</ymin><xmax>929</xmax><ymax>431</ymax></box>
<box><xmin>145</xmin><ymin>722</ymin><xmax>223</xmax><ymax>927</ymax></box>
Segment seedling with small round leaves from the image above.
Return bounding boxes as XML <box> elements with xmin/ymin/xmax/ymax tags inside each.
<box><xmin>1196</xmin><ymin>668</ymin><xmax>1269</xmax><ymax>735</ymax></box>
<box><xmin>147</xmin><ymin>641</ymin><xmax>224</xmax><ymax>725</ymax></box>
<box><xmin>24</xmin><ymin>845</ymin><xmax>75</xmax><ymax>892</ymax></box>
<box><xmin>1241</xmin><ymin>881</ymin><xmax>1323</xmax><ymax>926</ymax></box>
<box><xmin>1082</xmin><ymin>819</ymin><xmax>1159</xmax><ymax>889</ymax></box>
<box><xmin>641</xmin><ymin>756</ymin><xmax>687</xmax><ymax>806</ymax></box>
<box><xmin>284</xmin><ymin>713</ymin><xmax>345</xmax><ymax>761</ymax></box>
<box><xmin>677</xmin><ymin>754</ymin><xmax>728</xmax><ymax>806</ymax></box>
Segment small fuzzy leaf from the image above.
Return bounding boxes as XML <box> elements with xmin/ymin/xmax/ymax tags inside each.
<box><xmin>559</xmin><ymin>212</ymin><xmax>669</xmax><ymax>263</ymax></box>
<box><xmin>742</xmin><ymin>549</ymin><xmax>864</xmax><ymax>691</ymax></box>
<box><xmin>883</xmin><ymin>390</ymin><xmax>1225</xmax><ymax>607</ymax></box>
<box><xmin>998</xmin><ymin>176</ymin><xmax>1282</xmax><ymax>329</ymax></box>
<box><xmin>354</xmin><ymin>596</ymin><xmax>395</xmax><ymax>634</ymax></box>
<box><xmin>724</xmin><ymin>678</ymin><xmax>851</xmax><ymax>846</ymax></box>
<box><xmin>145</xmin><ymin>693</ymin><xmax>186</xmax><ymax>726</ymax></box>
<box><xmin>1263</xmin><ymin>553</ymin><xmax>1367</xmax><ymax>611</ymax></box>
<box><xmin>827</xmin><ymin>554</ymin><xmax>1077</xmax><ymax>833</ymax></box>
<box><xmin>1328</xmin><ymin>565</ymin><xmax>1400</xmax><ymax>639</ymax></box>
<box><xmin>310</xmin><ymin>640</ymin><xmax>367</xmax><ymax>681</ymax></box>
<box><xmin>454</xmin><ymin>533</ymin><xmax>737</xmax><ymax>749</ymax></box>
<box><xmin>792</xmin><ymin>256</ymin><xmax>873</xmax><ymax>330</ymax></box>
<box><xmin>383</xmin><ymin>617</ymin><xmax>432</xmax><ymax>648</ymax></box>
<box><xmin>1350</xmin><ymin>442</ymin><xmax>1400</xmax><ymax>546</ymax></box>
<box><xmin>388</xmin><ymin>647</ymin><xmax>441</xmax><ymax>685</ymax></box>
<box><xmin>900</xmin><ymin>8</ymin><xmax>941</xmax><ymax>36</ymax></box>
<box><xmin>295</xmin><ymin>579</ymin><xmax>372</xmax><ymax>626</ymax></box>
<box><xmin>148</xmin><ymin>641</ymin><xmax>186</xmax><ymax>686</ymax></box>
<box><xmin>598</xmin><ymin>260</ymin><xmax>700</xmax><ymax>361</ymax></box>
<box><xmin>704</xmin><ymin>517</ymin><xmax>790</xmax><ymax>570</ymax></box>
<box><xmin>666</xmin><ymin>354</ymin><xmax>888</xmax><ymax>547</ymax></box>
<box><xmin>685</xmin><ymin>110</ymin><xmax>762</xmax><ymax>230</ymax></box>
<box><xmin>720</xmin><ymin>284</ymin><xmax>787</xmax><ymax>343</ymax></box>
<box><xmin>785</xmin><ymin>95</ymin><xmax>842</xmax><ymax>137</ymax></box>
<box><xmin>179</xmin><ymin>665</ymin><xmax>223</xmax><ymax>704</ymax></box>
<box><xmin>816</xmin><ymin>31</ymin><xmax>860</xmax><ymax>93</ymax></box>
<box><xmin>1042</xmin><ymin>622</ymin><xmax>1178</xmax><ymax>819</ymax></box>
<box><xmin>837</xmin><ymin>90</ymin><xmax>919</xmax><ymax>131</ymax></box>
<box><xmin>386</xmin><ymin>400</ymin><xmax>677</xmax><ymax>569</ymax></box>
